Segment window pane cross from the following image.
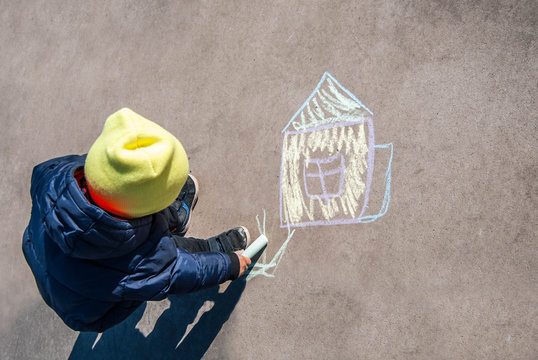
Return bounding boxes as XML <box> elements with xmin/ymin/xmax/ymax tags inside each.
<box><xmin>303</xmin><ymin>153</ymin><xmax>346</xmax><ymax>205</ymax></box>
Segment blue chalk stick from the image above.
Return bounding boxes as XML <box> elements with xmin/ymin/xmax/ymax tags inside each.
<box><xmin>242</xmin><ymin>234</ymin><xmax>268</xmax><ymax>259</ymax></box>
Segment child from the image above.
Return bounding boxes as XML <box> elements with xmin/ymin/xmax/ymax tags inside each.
<box><xmin>22</xmin><ymin>108</ymin><xmax>252</xmax><ymax>332</ymax></box>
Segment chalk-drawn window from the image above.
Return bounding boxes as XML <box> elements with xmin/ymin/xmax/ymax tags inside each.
<box><xmin>303</xmin><ymin>153</ymin><xmax>346</xmax><ymax>204</ymax></box>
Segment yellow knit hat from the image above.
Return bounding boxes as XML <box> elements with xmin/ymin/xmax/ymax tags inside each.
<box><xmin>85</xmin><ymin>108</ymin><xmax>188</xmax><ymax>218</ymax></box>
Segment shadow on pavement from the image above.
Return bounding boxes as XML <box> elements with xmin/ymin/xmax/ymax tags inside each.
<box><xmin>68</xmin><ymin>278</ymin><xmax>246</xmax><ymax>360</ymax></box>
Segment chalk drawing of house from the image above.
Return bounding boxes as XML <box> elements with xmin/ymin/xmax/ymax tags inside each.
<box><xmin>280</xmin><ymin>72</ymin><xmax>392</xmax><ymax>228</ymax></box>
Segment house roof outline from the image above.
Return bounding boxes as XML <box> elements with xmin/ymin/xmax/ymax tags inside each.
<box><xmin>282</xmin><ymin>72</ymin><xmax>374</xmax><ymax>133</ymax></box>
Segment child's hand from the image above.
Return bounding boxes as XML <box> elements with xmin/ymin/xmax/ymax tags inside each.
<box><xmin>235</xmin><ymin>252</ymin><xmax>252</xmax><ymax>277</ymax></box>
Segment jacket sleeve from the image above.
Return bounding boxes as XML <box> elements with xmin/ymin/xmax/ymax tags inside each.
<box><xmin>120</xmin><ymin>236</ymin><xmax>235</xmax><ymax>301</ymax></box>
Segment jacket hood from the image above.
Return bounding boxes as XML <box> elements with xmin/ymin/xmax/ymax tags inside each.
<box><xmin>32</xmin><ymin>155</ymin><xmax>154</xmax><ymax>259</ymax></box>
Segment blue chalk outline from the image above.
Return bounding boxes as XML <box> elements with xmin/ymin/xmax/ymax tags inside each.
<box><xmin>357</xmin><ymin>142</ymin><xmax>393</xmax><ymax>223</ymax></box>
<box><xmin>245</xmin><ymin>209</ymin><xmax>295</xmax><ymax>281</ymax></box>
<box><xmin>282</xmin><ymin>72</ymin><xmax>374</xmax><ymax>133</ymax></box>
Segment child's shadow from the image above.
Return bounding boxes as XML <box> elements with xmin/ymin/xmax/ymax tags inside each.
<box><xmin>69</xmin><ymin>279</ymin><xmax>246</xmax><ymax>360</ymax></box>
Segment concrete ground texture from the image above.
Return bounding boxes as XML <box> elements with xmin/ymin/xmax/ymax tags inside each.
<box><xmin>1</xmin><ymin>1</ymin><xmax>536</xmax><ymax>359</ymax></box>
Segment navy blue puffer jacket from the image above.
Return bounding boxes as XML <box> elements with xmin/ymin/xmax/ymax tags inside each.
<box><xmin>22</xmin><ymin>155</ymin><xmax>235</xmax><ymax>332</ymax></box>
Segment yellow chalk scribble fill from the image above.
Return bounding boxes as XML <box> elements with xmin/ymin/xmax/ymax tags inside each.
<box><xmin>281</xmin><ymin>120</ymin><xmax>368</xmax><ymax>225</ymax></box>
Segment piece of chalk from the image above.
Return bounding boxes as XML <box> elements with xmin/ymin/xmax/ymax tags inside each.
<box><xmin>242</xmin><ymin>234</ymin><xmax>268</xmax><ymax>259</ymax></box>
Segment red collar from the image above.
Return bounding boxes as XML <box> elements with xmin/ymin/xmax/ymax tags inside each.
<box><xmin>74</xmin><ymin>167</ymin><xmax>93</xmax><ymax>204</ymax></box>
<box><xmin>74</xmin><ymin>167</ymin><xmax>130</xmax><ymax>220</ymax></box>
